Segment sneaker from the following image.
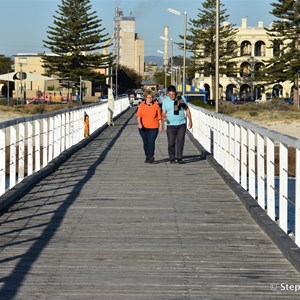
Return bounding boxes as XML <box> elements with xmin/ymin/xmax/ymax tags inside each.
<box><xmin>177</xmin><ymin>159</ymin><xmax>185</xmax><ymax>164</ymax></box>
<box><xmin>145</xmin><ymin>157</ymin><xmax>150</xmax><ymax>163</ymax></box>
<box><xmin>148</xmin><ymin>156</ymin><xmax>155</xmax><ymax>164</ymax></box>
<box><xmin>170</xmin><ymin>159</ymin><xmax>176</xmax><ymax>164</ymax></box>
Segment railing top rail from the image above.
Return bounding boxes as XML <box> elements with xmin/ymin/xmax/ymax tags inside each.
<box><xmin>190</xmin><ymin>104</ymin><xmax>300</xmax><ymax>149</ymax></box>
<box><xmin>0</xmin><ymin>100</ymin><xmax>112</xmax><ymax>129</ymax></box>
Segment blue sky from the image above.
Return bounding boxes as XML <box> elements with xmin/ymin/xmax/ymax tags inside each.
<box><xmin>0</xmin><ymin>0</ymin><xmax>275</xmax><ymax>57</ymax></box>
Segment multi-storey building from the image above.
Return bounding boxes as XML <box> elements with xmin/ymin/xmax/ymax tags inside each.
<box><xmin>193</xmin><ymin>18</ymin><xmax>292</xmax><ymax>101</ymax></box>
<box><xmin>115</xmin><ymin>8</ymin><xmax>144</xmax><ymax>75</ymax></box>
<box><xmin>13</xmin><ymin>53</ymin><xmax>92</xmax><ymax>101</ymax></box>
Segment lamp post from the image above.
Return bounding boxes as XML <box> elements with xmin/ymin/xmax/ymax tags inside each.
<box><xmin>215</xmin><ymin>0</ymin><xmax>220</xmax><ymax>112</ymax></box>
<box><xmin>167</xmin><ymin>8</ymin><xmax>187</xmax><ymax>96</ymax></box>
<box><xmin>157</xmin><ymin>49</ymin><xmax>167</xmax><ymax>90</ymax></box>
<box><xmin>170</xmin><ymin>38</ymin><xmax>174</xmax><ymax>85</ymax></box>
<box><xmin>160</xmin><ymin>34</ymin><xmax>174</xmax><ymax>87</ymax></box>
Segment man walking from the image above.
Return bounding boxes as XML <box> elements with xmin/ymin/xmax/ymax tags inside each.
<box><xmin>162</xmin><ymin>85</ymin><xmax>193</xmax><ymax>164</ymax></box>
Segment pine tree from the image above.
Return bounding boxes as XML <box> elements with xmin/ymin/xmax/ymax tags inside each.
<box><xmin>264</xmin><ymin>0</ymin><xmax>300</xmax><ymax>107</ymax></box>
<box><xmin>185</xmin><ymin>0</ymin><xmax>238</xmax><ymax>100</ymax></box>
<box><xmin>42</xmin><ymin>0</ymin><xmax>114</xmax><ymax>90</ymax></box>
<box><xmin>0</xmin><ymin>55</ymin><xmax>13</xmax><ymax>75</ymax></box>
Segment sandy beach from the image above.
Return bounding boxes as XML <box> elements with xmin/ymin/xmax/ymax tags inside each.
<box><xmin>252</xmin><ymin>120</ymin><xmax>300</xmax><ymax>140</ymax></box>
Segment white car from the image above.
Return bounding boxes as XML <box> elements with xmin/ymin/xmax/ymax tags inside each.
<box><xmin>136</xmin><ymin>92</ymin><xmax>144</xmax><ymax>99</ymax></box>
<box><xmin>133</xmin><ymin>98</ymin><xmax>141</xmax><ymax>106</ymax></box>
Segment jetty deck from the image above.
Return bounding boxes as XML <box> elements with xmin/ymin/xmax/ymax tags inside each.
<box><xmin>0</xmin><ymin>107</ymin><xmax>299</xmax><ymax>299</ymax></box>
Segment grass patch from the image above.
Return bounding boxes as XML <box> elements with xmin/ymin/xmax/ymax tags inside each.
<box><xmin>0</xmin><ymin>102</ymin><xmax>80</xmax><ymax>118</ymax></box>
<box><xmin>249</xmin><ymin>111</ymin><xmax>258</xmax><ymax>117</ymax></box>
<box><xmin>219</xmin><ymin>99</ymin><xmax>299</xmax><ymax>123</ymax></box>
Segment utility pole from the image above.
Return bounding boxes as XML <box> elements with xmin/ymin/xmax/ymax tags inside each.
<box><xmin>80</xmin><ymin>76</ymin><xmax>82</xmax><ymax>104</ymax></box>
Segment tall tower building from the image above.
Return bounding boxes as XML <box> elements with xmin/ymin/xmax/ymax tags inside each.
<box><xmin>114</xmin><ymin>8</ymin><xmax>144</xmax><ymax>75</ymax></box>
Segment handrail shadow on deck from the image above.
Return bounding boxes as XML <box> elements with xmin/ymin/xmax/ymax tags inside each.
<box><xmin>0</xmin><ymin>110</ymin><xmax>133</xmax><ymax>299</ymax></box>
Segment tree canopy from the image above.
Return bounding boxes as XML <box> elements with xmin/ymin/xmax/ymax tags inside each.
<box><xmin>0</xmin><ymin>55</ymin><xmax>13</xmax><ymax>75</ymax></box>
<box><xmin>264</xmin><ymin>0</ymin><xmax>300</xmax><ymax>106</ymax></box>
<box><xmin>115</xmin><ymin>65</ymin><xmax>143</xmax><ymax>94</ymax></box>
<box><xmin>185</xmin><ymin>0</ymin><xmax>238</xmax><ymax>99</ymax></box>
<box><xmin>42</xmin><ymin>0</ymin><xmax>114</xmax><ymax>87</ymax></box>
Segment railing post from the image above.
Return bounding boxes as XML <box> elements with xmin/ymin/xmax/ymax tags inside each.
<box><xmin>35</xmin><ymin>119</ymin><xmax>41</xmax><ymax>172</ymax></box>
<box><xmin>43</xmin><ymin>118</ymin><xmax>48</xmax><ymax>167</ymax></box>
<box><xmin>266</xmin><ymin>137</ymin><xmax>275</xmax><ymax>221</ymax></box>
<box><xmin>10</xmin><ymin>125</ymin><xmax>16</xmax><ymax>188</ymax></box>
<box><xmin>241</xmin><ymin>126</ymin><xmax>248</xmax><ymax>191</ymax></box>
<box><xmin>27</xmin><ymin>120</ymin><xmax>33</xmax><ymax>176</ymax></box>
<box><xmin>248</xmin><ymin>129</ymin><xmax>256</xmax><ymax>199</ymax></box>
<box><xmin>0</xmin><ymin>128</ymin><xmax>6</xmax><ymax>195</ymax></box>
<box><xmin>65</xmin><ymin>112</ymin><xmax>70</xmax><ymax>149</ymax></box>
<box><xmin>61</xmin><ymin>113</ymin><xmax>66</xmax><ymax>152</ymax></box>
<box><xmin>18</xmin><ymin>122</ymin><xmax>25</xmax><ymax>183</ymax></box>
<box><xmin>48</xmin><ymin>116</ymin><xmax>54</xmax><ymax>162</ymax></box>
<box><xmin>234</xmin><ymin>124</ymin><xmax>241</xmax><ymax>183</ymax></box>
<box><xmin>279</xmin><ymin>143</ymin><xmax>288</xmax><ymax>233</ymax></box>
<box><xmin>295</xmin><ymin>148</ymin><xmax>300</xmax><ymax>246</ymax></box>
<box><xmin>53</xmin><ymin>115</ymin><xmax>60</xmax><ymax>158</ymax></box>
<box><xmin>257</xmin><ymin>134</ymin><xmax>265</xmax><ymax>209</ymax></box>
<box><xmin>229</xmin><ymin>122</ymin><xmax>235</xmax><ymax>177</ymax></box>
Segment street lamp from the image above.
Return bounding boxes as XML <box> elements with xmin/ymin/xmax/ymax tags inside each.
<box><xmin>167</xmin><ymin>8</ymin><xmax>187</xmax><ymax>96</ymax></box>
<box><xmin>157</xmin><ymin>49</ymin><xmax>167</xmax><ymax>90</ymax></box>
<box><xmin>161</xmin><ymin>36</ymin><xmax>175</xmax><ymax>85</ymax></box>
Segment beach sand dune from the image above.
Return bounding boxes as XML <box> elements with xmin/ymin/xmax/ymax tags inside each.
<box><xmin>253</xmin><ymin>120</ymin><xmax>300</xmax><ymax>140</ymax></box>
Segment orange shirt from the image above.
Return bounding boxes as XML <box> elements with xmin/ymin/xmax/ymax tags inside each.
<box><xmin>136</xmin><ymin>102</ymin><xmax>162</xmax><ymax>129</ymax></box>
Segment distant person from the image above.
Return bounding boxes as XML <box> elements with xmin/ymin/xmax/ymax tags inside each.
<box><xmin>84</xmin><ymin>112</ymin><xmax>89</xmax><ymax>137</ymax></box>
<box><xmin>158</xmin><ymin>92</ymin><xmax>166</xmax><ymax>109</ymax></box>
<box><xmin>162</xmin><ymin>85</ymin><xmax>192</xmax><ymax>164</ymax></box>
<box><xmin>136</xmin><ymin>90</ymin><xmax>162</xmax><ymax>163</ymax></box>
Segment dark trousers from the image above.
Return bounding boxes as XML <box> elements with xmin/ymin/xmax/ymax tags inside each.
<box><xmin>166</xmin><ymin>124</ymin><xmax>187</xmax><ymax>160</ymax></box>
<box><xmin>139</xmin><ymin>127</ymin><xmax>159</xmax><ymax>158</ymax></box>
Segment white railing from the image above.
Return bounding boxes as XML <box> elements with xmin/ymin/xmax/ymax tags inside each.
<box><xmin>189</xmin><ymin>104</ymin><xmax>300</xmax><ymax>246</ymax></box>
<box><xmin>0</xmin><ymin>97</ymin><xmax>129</xmax><ymax>197</ymax></box>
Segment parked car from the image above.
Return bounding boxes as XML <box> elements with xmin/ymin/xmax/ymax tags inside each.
<box><xmin>98</xmin><ymin>95</ymin><xmax>108</xmax><ymax>102</ymax></box>
<box><xmin>133</xmin><ymin>97</ymin><xmax>141</xmax><ymax>106</ymax></box>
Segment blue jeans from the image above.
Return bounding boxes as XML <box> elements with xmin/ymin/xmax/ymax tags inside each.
<box><xmin>138</xmin><ymin>127</ymin><xmax>159</xmax><ymax>158</ymax></box>
<box><xmin>166</xmin><ymin>123</ymin><xmax>186</xmax><ymax>160</ymax></box>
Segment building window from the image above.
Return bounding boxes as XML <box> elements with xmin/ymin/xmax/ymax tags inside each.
<box><xmin>240</xmin><ymin>62</ymin><xmax>251</xmax><ymax>77</ymax></box>
<box><xmin>254</xmin><ymin>41</ymin><xmax>266</xmax><ymax>56</ymax></box>
<box><xmin>254</xmin><ymin>62</ymin><xmax>264</xmax><ymax>78</ymax></box>
<box><xmin>273</xmin><ymin>40</ymin><xmax>282</xmax><ymax>56</ymax></box>
<box><xmin>226</xmin><ymin>63</ymin><xmax>237</xmax><ymax>77</ymax></box>
<box><xmin>240</xmin><ymin>41</ymin><xmax>251</xmax><ymax>56</ymax></box>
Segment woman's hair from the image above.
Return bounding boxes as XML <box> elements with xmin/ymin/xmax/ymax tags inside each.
<box><xmin>144</xmin><ymin>90</ymin><xmax>155</xmax><ymax>99</ymax></box>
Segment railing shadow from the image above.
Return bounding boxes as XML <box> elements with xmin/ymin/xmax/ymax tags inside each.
<box><xmin>0</xmin><ymin>110</ymin><xmax>133</xmax><ymax>299</ymax></box>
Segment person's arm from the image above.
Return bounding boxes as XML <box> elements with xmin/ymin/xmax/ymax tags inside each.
<box><xmin>136</xmin><ymin>104</ymin><xmax>144</xmax><ymax>129</ymax></box>
<box><xmin>162</xmin><ymin>109</ymin><xmax>168</xmax><ymax>126</ymax></box>
<box><xmin>158</xmin><ymin>119</ymin><xmax>163</xmax><ymax>132</ymax></box>
<box><xmin>137</xmin><ymin>116</ymin><xmax>143</xmax><ymax>129</ymax></box>
<box><xmin>185</xmin><ymin>108</ymin><xmax>193</xmax><ymax>129</ymax></box>
<box><xmin>157</xmin><ymin>106</ymin><xmax>163</xmax><ymax>132</ymax></box>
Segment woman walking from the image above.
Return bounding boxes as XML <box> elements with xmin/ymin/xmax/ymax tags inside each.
<box><xmin>136</xmin><ymin>90</ymin><xmax>162</xmax><ymax>163</ymax></box>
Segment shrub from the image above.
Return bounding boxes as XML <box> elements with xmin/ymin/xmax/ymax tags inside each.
<box><xmin>219</xmin><ymin>102</ymin><xmax>238</xmax><ymax>114</ymax></box>
<box><xmin>249</xmin><ymin>111</ymin><xmax>258</xmax><ymax>117</ymax></box>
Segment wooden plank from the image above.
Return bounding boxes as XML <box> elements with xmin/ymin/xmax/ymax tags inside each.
<box><xmin>0</xmin><ymin>108</ymin><xmax>299</xmax><ymax>299</ymax></box>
